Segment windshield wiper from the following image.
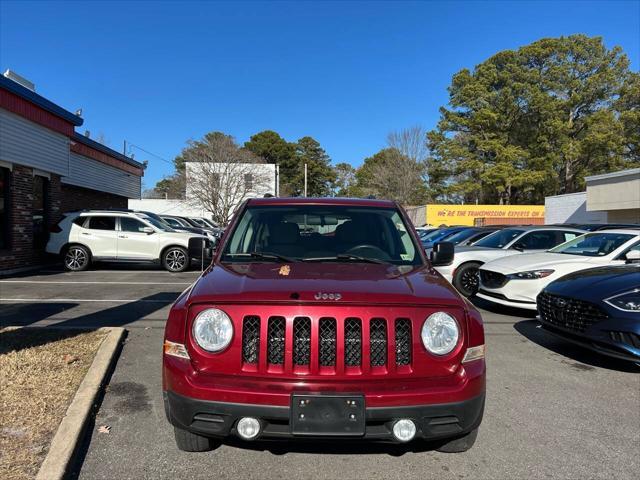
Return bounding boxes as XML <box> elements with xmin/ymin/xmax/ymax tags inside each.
<box><xmin>302</xmin><ymin>254</ymin><xmax>388</xmax><ymax>265</ymax></box>
<box><xmin>224</xmin><ymin>252</ymin><xmax>295</xmax><ymax>263</ymax></box>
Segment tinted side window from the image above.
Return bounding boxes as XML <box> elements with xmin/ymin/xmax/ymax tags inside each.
<box><xmin>87</xmin><ymin>216</ymin><xmax>116</xmax><ymax>231</ymax></box>
<box><xmin>73</xmin><ymin>217</ymin><xmax>86</xmax><ymax>227</ymax></box>
<box><xmin>517</xmin><ymin>231</ymin><xmax>560</xmax><ymax>250</ymax></box>
<box><xmin>120</xmin><ymin>217</ymin><xmax>147</xmax><ymax>233</ymax></box>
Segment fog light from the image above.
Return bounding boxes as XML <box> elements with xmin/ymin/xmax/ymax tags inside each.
<box><xmin>392</xmin><ymin>419</ymin><xmax>416</xmax><ymax>442</ymax></box>
<box><xmin>236</xmin><ymin>417</ymin><xmax>261</xmax><ymax>440</ymax></box>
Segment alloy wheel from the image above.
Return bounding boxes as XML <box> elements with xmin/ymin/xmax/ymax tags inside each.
<box><xmin>166</xmin><ymin>249</ymin><xmax>187</xmax><ymax>272</ymax></box>
<box><xmin>65</xmin><ymin>248</ymin><xmax>87</xmax><ymax>271</ymax></box>
<box><xmin>460</xmin><ymin>268</ymin><xmax>479</xmax><ymax>293</ymax></box>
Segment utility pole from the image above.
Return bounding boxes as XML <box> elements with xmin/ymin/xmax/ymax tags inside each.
<box><xmin>275</xmin><ymin>164</ymin><xmax>280</xmax><ymax>197</ymax></box>
<box><xmin>304</xmin><ymin>163</ymin><xmax>308</xmax><ymax>197</ymax></box>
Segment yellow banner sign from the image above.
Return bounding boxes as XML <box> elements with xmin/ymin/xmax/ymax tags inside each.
<box><xmin>426</xmin><ymin>204</ymin><xmax>545</xmax><ymax>226</ymax></box>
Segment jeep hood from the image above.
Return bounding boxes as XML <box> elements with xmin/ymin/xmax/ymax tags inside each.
<box><xmin>187</xmin><ymin>262</ymin><xmax>464</xmax><ymax>307</ymax></box>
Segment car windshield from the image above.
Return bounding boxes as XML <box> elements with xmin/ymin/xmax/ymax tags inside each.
<box><xmin>201</xmin><ymin>218</ymin><xmax>218</xmax><ymax>228</ymax></box>
<box><xmin>549</xmin><ymin>232</ymin><xmax>635</xmax><ymax>256</ymax></box>
<box><xmin>221</xmin><ymin>205</ymin><xmax>422</xmax><ymax>265</ymax></box>
<box><xmin>189</xmin><ymin>218</ymin><xmax>208</xmax><ymax>227</ymax></box>
<box><xmin>421</xmin><ymin>228</ymin><xmax>457</xmax><ymax>243</ymax></box>
<box><xmin>138</xmin><ymin>215</ymin><xmax>174</xmax><ymax>232</ymax></box>
<box><xmin>442</xmin><ymin>228</ymin><xmax>481</xmax><ymax>245</ymax></box>
<box><xmin>473</xmin><ymin>228</ymin><xmax>524</xmax><ymax>248</ymax></box>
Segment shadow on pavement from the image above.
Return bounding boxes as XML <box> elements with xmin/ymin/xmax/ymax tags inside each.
<box><xmin>514</xmin><ymin>319</ymin><xmax>640</xmax><ymax>373</ymax></box>
<box><xmin>471</xmin><ymin>296</ymin><xmax>538</xmax><ymax>319</ymax></box>
<box><xmin>0</xmin><ymin>292</ymin><xmax>175</xmax><ymax>353</ymax></box>
<box><xmin>0</xmin><ymin>302</ymin><xmax>78</xmax><ymax>328</ymax></box>
<box><xmin>217</xmin><ymin>436</ymin><xmax>445</xmax><ymax>456</ymax></box>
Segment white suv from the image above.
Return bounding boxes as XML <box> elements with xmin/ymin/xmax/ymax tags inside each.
<box><xmin>46</xmin><ymin>210</ymin><xmax>211</xmax><ymax>272</ymax></box>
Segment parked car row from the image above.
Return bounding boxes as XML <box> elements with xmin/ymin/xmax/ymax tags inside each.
<box><xmin>47</xmin><ymin>209</ymin><xmax>218</xmax><ymax>272</ymax></box>
<box><xmin>421</xmin><ymin>223</ymin><xmax>640</xmax><ymax>362</ymax></box>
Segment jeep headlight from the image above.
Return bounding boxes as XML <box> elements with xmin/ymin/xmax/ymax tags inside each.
<box><xmin>507</xmin><ymin>269</ymin><xmax>554</xmax><ymax>280</ymax></box>
<box><xmin>605</xmin><ymin>289</ymin><xmax>640</xmax><ymax>312</ymax></box>
<box><xmin>192</xmin><ymin>308</ymin><xmax>234</xmax><ymax>352</ymax></box>
<box><xmin>421</xmin><ymin>312</ymin><xmax>459</xmax><ymax>355</ymax></box>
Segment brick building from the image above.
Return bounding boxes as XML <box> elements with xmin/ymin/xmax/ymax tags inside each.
<box><xmin>0</xmin><ymin>71</ymin><xmax>144</xmax><ymax>272</ymax></box>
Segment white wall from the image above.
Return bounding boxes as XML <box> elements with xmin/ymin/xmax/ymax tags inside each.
<box><xmin>185</xmin><ymin>162</ymin><xmax>276</xmax><ymax>203</ymax></box>
<box><xmin>128</xmin><ymin>199</ymin><xmax>213</xmax><ymax>218</ymax></box>
<box><xmin>544</xmin><ymin>192</ymin><xmax>607</xmax><ymax>224</ymax></box>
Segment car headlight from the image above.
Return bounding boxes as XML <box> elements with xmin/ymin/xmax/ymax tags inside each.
<box><xmin>507</xmin><ymin>269</ymin><xmax>555</xmax><ymax>280</ymax></box>
<box><xmin>604</xmin><ymin>289</ymin><xmax>640</xmax><ymax>312</ymax></box>
<box><xmin>192</xmin><ymin>308</ymin><xmax>234</xmax><ymax>352</ymax></box>
<box><xmin>421</xmin><ymin>312</ymin><xmax>459</xmax><ymax>355</ymax></box>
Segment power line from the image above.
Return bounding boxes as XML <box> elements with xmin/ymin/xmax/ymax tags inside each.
<box><xmin>126</xmin><ymin>142</ymin><xmax>174</xmax><ymax>166</ymax></box>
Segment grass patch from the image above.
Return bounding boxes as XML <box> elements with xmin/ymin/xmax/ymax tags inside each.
<box><xmin>0</xmin><ymin>328</ymin><xmax>107</xmax><ymax>480</ymax></box>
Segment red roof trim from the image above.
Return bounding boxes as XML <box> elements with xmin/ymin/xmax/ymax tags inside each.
<box><xmin>0</xmin><ymin>89</ymin><xmax>75</xmax><ymax>136</ymax></box>
<box><xmin>71</xmin><ymin>142</ymin><xmax>144</xmax><ymax>176</ymax></box>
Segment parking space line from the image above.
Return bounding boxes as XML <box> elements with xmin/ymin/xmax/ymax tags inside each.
<box><xmin>0</xmin><ymin>298</ymin><xmax>172</xmax><ymax>303</ymax></box>
<box><xmin>0</xmin><ymin>280</ymin><xmax>192</xmax><ymax>285</ymax></box>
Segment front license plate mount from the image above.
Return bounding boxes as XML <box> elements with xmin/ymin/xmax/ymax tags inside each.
<box><xmin>291</xmin><ymin>394</ymin><xmax>365</xmax><ymax>436</ymax></box>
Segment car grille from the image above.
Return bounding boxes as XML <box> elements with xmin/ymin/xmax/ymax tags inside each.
<box><xmin>479</xmin><ymin>270</ymin><xmax>508</xmax><ymax>288</ymax></box>
<box><xmin>538</xmin><ymin>292</ymin><xmax>608</xmax><ymax>333</ymax></box>
<box><xmin>241</xmin><ymin>315</ymin><xmax>414</xmax><ymax>373</ymax></box>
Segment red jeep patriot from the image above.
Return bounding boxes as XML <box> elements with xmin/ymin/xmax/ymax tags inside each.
<box><xmin>163</xmin><ymin>198</ymin><xmax>485</xmax><ymax>452</ymax></box>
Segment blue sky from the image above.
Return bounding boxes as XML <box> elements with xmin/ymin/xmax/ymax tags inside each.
<box><xmin>1</xmin><ymin>0</ymin><xmax>639</xmax><ymax>189</ymax></box>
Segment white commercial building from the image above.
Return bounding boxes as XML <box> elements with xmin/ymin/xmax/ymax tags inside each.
<box><xmin>545</xmin><ymin>168</ymin><xmax>640</xmax><ymax>224</ymax></box>
<box><xmin>130</xmin><ymin>162</ymin><xmax>277</xmax><ymax>220</ymax></box>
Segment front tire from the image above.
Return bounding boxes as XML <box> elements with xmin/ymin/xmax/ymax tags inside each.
<box><xmin>162</xmin><ymin>247</ymin><xmax>189</xmax><ymax>272</ymax></box>
<box><xmin>453</xmin><ymin>262</ymin><xmax>482</xmax><ymax>297</ymax></box>
<box><xmin>173</xmin><ymin>427</ymin><xmax>216</xmax><ymax>452</ymax></box>
<box><xmin>63</xmin><ymin>245</ymin><xmax>90</xmax><ymax>271</ymax></box>
<box><xmin>436</xmin><ymin>428</ymin><xmax>479</xmax><ymax>453</ymax></box>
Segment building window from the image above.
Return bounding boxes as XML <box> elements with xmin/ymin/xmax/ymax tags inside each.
<box><xmin>0</xmin><ymin>167</ymin><xmax>10</xmax><ymax>250</ymax></box>
<box><xmin>244</xmin><ymin>173</ymin><xmax>253</xmax><ymax>190</ymax></box>
<box><xmin>33</xmin><ymin>175</ymin><xmax>49</xmax><ymax>249</ymax></box>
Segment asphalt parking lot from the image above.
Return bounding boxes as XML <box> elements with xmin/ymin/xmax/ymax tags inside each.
<box><xmin>1</xmin><ymin>267</ymin><xmax>638</xmax><ymax>480</ymax></box>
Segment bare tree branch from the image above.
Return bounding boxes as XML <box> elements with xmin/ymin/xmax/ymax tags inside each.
<box><xmin>184</xmin><ymin>135</ymin><xmax>272</xmax><ymax>225</ymax></box>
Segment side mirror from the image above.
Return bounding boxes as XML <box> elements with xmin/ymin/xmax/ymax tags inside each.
<box><xmin>625</xmin><ymin>250</ymin><xmax>640</xmax><ymax>263</ymax></box>
<box><xmin>188</xmin><ymin>237</ymin><xmax>213</xmax><ymax>261</ymax></box>
<box><xmin>142</xmin><ymin>226</ymin><xmax>154</xmax><ymax>234</ymax></box>
<box><xmin>430</xmin><ymin>241</ymin><xmax>454</xmax><ymax>266</ymax></box>
<box><xmin>511</xmin><ymin>242</ymin><xmax>525</xmax><ymax>251</ymax></box>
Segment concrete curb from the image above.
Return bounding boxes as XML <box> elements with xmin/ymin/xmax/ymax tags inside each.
<box><xmin>36</xmin><ymin>327</ymin><xmax>126</xmax><ymax>480</ymax></box>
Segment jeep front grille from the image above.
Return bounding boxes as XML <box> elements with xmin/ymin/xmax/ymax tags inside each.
<box><xmin>267</xmin><ymin>316</ymin><xmax>286</xmax><ymax>365</ymax></box>
<box><xmin>241</xmin><ymin>315</ymin><xmax>415</xmax><ymax>374</ymax></box>
<box><xmin>319</xmin><ymin>317</ymin><xmax>337</xmax><ymax>366</ymax></box>
<box><xmin>241</xmin><ymin>316</ymin><xmax>260</xmax><ymax>364</ymax></box>
<box><xmin>394</xmin><ymin>318</ymin><xmax>412</xmax><ymax>366</ymax></box>
<box><xmin>369</xmin><ymin>318</ymin><xmax>387</xmax><ymax>367</ymax></box>
<box><xmin>344</xmin><ymin>317</ymin><xmax>362</xmax><ymax>367</ymax></box>
<box><xmin>293</xmin><ymin>317</ymin><xmax>311</xmax><ymax>366</ymax></box>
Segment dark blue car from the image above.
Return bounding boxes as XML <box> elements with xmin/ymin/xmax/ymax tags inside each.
<box><xmin>537</xmin><ymin>265</ymin><xmax>640</xmax><ymax>362</ymax></box>
<box><xmin>421</xmin><ymin>227</ymin><xmax>497</xmax><ymax>252</ymax></box>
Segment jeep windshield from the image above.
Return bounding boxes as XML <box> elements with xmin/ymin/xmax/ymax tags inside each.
<box><xmin>221</xmin><ymin>205</ymin><xmax>422</xmax><ymax>265</ymax></box>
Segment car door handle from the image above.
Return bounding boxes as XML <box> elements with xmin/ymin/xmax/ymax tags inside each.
<box><xmin>118</xmin><ymin>235</ymin><xmax>128</xmax><ymax>239</ymax></box>
<box><xmin>81</xmin><ymin>232</ymin><xmax>90</xmax><ymax>235</ymax></box>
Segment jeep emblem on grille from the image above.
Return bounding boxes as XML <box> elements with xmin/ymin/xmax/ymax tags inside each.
<box><xmin>314</xmin><ymin>292</ymin><xmax>342</xmax><ymax>300</ymax></box>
